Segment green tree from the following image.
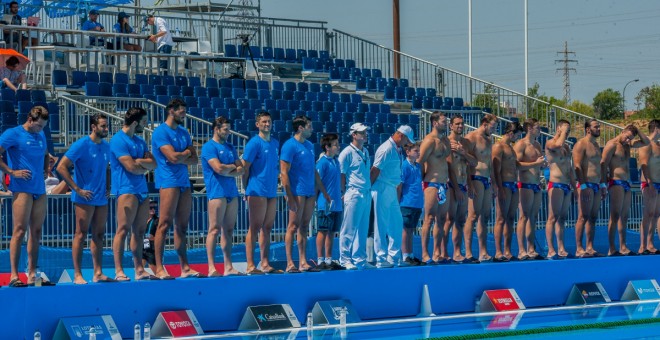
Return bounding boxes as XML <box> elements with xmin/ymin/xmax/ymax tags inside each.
<box><xmin>473</xmin><ymin>83</ymin><xmax>499</xmax><ymax>112</ymax></box>
<box><xmin>566</xmin><ymin>99</ymin><xmax>594</xmax><ymax>117</ymax></box>
<box><xmin>634</xmin><ymin>84</ymin><xmax>660</xmax><ymax>119</ymax></box>
<box><xmin>592</xmin><ymin>89</ymin><xmax>623</xmax><ymax>120</ymax></box>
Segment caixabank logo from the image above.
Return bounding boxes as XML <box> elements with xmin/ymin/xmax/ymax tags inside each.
<box><xmin>256</xmin><ymin>312</ymin><xmax>288</xmax><ymax>323</ymax></box>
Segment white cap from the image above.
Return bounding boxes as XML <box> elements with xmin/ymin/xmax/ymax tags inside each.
<box><xmin>397</xmin><ymin>125</ymin><xmax>415</xmax><ymax>143</ymax></box>
<box><xmin>349</xmin><ymin>122</ymin><xmax>369</xmax><ymax>136</ymax></box>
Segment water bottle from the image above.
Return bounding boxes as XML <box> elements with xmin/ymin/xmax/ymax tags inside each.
<box><xmin>35</xmin><ymin>267</ymin><xmax>42</xmax><ymax>287</ymax></box>
<box><xmin>306</xmin><ymin>312</ymin><xmax>313</xmax><ymax>328</ymax></box>
<box><xmin>175</xmin><ymin>26</ymin><xmax>180</xmax><ymax>36</ymax></box>
<box><xmin>339</xmin><ymin>308</ymin><xmax>346</xmax><ymax>326</ymax></box>
<box><xmin>33</xmin><ymin>330</ymin><xmax>41</xmax><ymax>340</ymax></box>
<box><xmin>134</xmin><ymin>322</ymin><xmax>141</xmax><ymax>340</ymax></box>
<box><xmin>474</xmin><ymin>296</ymin><xmax>480</xmax><ymax>312</ymax></box>
<box><xmin>89</xmin><ymin>327</ymin><xmax>96</xmax><ymax>340</ymax></box>
<box><xmin>143</xmin><ymin>322</ymin><xmax>151</xmax><ymax>340</ymax></box>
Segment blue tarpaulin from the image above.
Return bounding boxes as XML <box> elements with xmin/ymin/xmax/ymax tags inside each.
<box><xmin>1</xmin><ymin>0</ymin><xmax>43</xmax><ymax>17</ymax></box>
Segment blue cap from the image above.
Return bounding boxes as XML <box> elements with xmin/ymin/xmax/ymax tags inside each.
<box><xmin>89</xmin><ymin>9</ymin><xmax>100</xmax><ymax>15</ymax></box>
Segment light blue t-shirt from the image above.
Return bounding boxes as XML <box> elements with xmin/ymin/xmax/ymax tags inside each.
<box><xmin>201</xmin><ymin>139</ymin><xmax>239</xmax><ymax>200</ymax></box>
<box><xmin>65</xmin><ymin>136</ymin><xmax>110</xmax><ymax>206</ymax></box>
<box><xmin>316</xmin><ymin>154</ymin><xmax>342</xmax><ymax>212</ymax></box>
<box><xmin>280</xmin><ymin>137</ymin><xmax>315</xmax><ymax>197</ymax></box>
<box><xmin>0</xmin><ymin>126</ymin><xmax>47</xmax><ymax>195</ymax></box>
<box><xmin>152</xmin><ymin>124</ymin><xmax>192</xmax><ymax>189</ymax></box>
<box><xmin>242</xmin><ymin>135</ymin><xmax>279</xmax><ymax>198</ymax></box>
<box><xmin>82</xmin><ymin>20</ymin><xmax>105</xmax><ymax>46</ymax></box>
<box><xmin>400</xmin><ymin>159</ymin><xmax>423</xmax><ymax>209</ymax></box>
<box><xmin>110</xmin><ymin>130</ymin><xmax>148</xmax><ymax>196</ymax></box>
<box><xmin>338</xmin><ymin>143</ymin><xmax>371</xmax><ymax>194</ymax></box>
<box><xmin>372</xmin><ymin>138</ymin><xmax>403</xmax><ymax>187</ymax></box>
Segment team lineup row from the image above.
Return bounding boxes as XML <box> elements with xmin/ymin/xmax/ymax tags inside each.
<box><xmin>1</xmin><ymin>99</ymin><xmax>659</xmax><ymax>286</ymax></box>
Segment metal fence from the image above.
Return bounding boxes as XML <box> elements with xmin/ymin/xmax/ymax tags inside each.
<box><xmin>330</xmin><ymin>29</ymin><xmax>623</xmax><ymax>145</ymax></box>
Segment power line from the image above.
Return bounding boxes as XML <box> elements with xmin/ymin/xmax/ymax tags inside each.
<box><xmin>555</xmin><ymin>41</ymin><xmax>577</xmax><ymax>103</ymax></box>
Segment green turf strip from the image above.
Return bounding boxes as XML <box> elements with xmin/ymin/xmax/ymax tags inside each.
<box><xmin>424</xmin><ymin>317</ymin><xmax>660</xmax><ymax>340</ymax></box>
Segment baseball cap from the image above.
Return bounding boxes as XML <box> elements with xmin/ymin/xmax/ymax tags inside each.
<box><xmin>118</xmin><ymin>12</ymin><xmax>130</xmax><ymax>20</ymax></box>
<box><xmin>397</xmin><ymin>125</ymin><xmax>415</xmax><ymax>143</ymax></box>
<box><xmin>349</xmin><ymin>122</ymin><xmax>369</xmax><ymax>135</ymax></box>
<box><xmin>89</xmin><ymin>9</ymin><xmax>100</xmax><ymax>15</ymax></box>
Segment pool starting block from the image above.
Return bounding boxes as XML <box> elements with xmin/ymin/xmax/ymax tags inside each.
<box><xmin>239</xmin><ymin>304</ymin><xmax>301</xmax><ymax>330</ymax></box>
<box><xmin>151</xmin><ymin>310</ymin><xmax>204</xmax><ymax>338</ymax></box>
<box><xmin>621</xmin><ymin>279</ymin><xmax>660</xmax><ymax>301</ymax></box>
<box><xmin>477</xmin><ymin>289</ymin><xmax>525</xmax><ymax>312</ymax></box>
<box><xmin>565</xmin><ymin>282</ymin><xmax>611</xmax><ymax>305</ymax></box>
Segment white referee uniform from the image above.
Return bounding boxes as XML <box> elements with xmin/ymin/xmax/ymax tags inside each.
<box><xmin>338</xmin><ymin>142</ymin><xmax>371</xmax><ymax>268</ymax></box>
<box><xmin>372</xmin><ymin>137</ymin><xmax>404</xmax><ymax>267</ymax></box>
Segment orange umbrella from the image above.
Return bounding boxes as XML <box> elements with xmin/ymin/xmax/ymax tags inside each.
<box><xmin>0</xmin><ymin>48</ymin><xmax>30</xmax><ymax>71</ymax></box>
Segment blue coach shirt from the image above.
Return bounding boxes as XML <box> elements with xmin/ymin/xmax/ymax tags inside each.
<box><xmin>316</xmin><ymin>154</ymin><xmax>342</xmax><ymax>212</ymax></box>
<box><xmin>281</xmin><ymin>137</ymin><xmax>315</xmax><ymax>197</ymax></box>
<box><xmin>65</xmin><ymin>136</ymin><xmax>110</xmax><ymax>206</ymax></box>
<box><xmin>110</xmin><ymin>130</ymin><xmax>149</xmax><ymax>196</ymax></box>
<box><xmin>201</xmin><ymin>139</ymin><xmax>239</xmax><ymax>200</ymax></box>
<box><xmin>400</xmin><ymin>159</ymin><xmax>423</xmax><ymax>209</ymax></box>
<box><xmin>0</xmin><ymin>126</ymin><xmax>47</xmax><ymax>195</ymax></box>
<box><xmin>152</xmin><ymin>124</ymin><xmax>192</xmax><ymax>189</ymax></box>
<box><xmin>242</xmin><ymin>135</ymin><xmax>279</xmax><ymax>198</ymax></box>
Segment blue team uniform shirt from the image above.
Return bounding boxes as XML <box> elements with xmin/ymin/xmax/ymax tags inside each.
<box><xmin>110</xmin><ymin>130</ymin><xmax>148</xmax><ymax>196</ymax></box>
<box><xmin>242</xmin><ymin>135</ymin><xmax>279</xmax><ymax>198</ymax></box>
<box><xmin>316</xmin><ymin>154</ymin><xmax>342</xmax><ymax>212</ymax></box>
<box><xmin>152</xmin><ymin>124</ymin><xmax>192</xmax><ymax>189</ymax></box>
<box><xmin>65</xmin><ymin>136</ymin><xmax>110</xmax><ymax>206</ymax></box>
<box><xmin>201</xmin><ymin>139</ymin><xmax>239</xmax><ymax>200</ymax></box>
<box><xmin>281</xmin><ymin>137</ymin><xmax>315</xmax><ymax>197</ymax></box>
<box><xmin>400</xmin><ymin>159</ymin><xmax>423</xmax><ymax>209</ymax></box>
<box><xmin>0</xmin><ymin>126</ymin><xmax>47</xmax><ymax>195</ymax></box>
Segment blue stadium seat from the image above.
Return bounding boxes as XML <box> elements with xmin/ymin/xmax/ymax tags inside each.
<box><xmin>134</xmin><ymin>74</ymin><xmax>148</xmax><ymax>85</ymax></box>
<box><xmin>205</xmin><ymin>77</ymin><xmax>218</xmax><ymax>88</ymax></box>
<box><xmin>181</xmin><ymin>86</ymin><xmax>194</xmax><ymax>97</ymax></box>
<box><xmin>232</xmin><ymin>88</ymin><xmax>245</xmax><ymax>99</ymax></box>
<box><xmin>273</xmin><ymin>48</ymin><xmax>285</xmax><ymax>62</ymax></box>
<box><xmin>224</xmin><ymin>98</ymin><xmax>237</xmax><ymax>109</ymax></box>
<box><xmin>258</xmin><ymin>89</ymin><xmax>271</xmax><ymax>101</ymax></box>
<box><xmin>162</xmin><ymin>75</ymin><xmax>175</xmax><ymax>86</ymax></box>
<box><xmin>112</xmin><ymin>83</ymin><xmax>127</xmax><ymax>96</ymax></box>
<box><xmin>194</xmin><ymin>86</ymin><xmax>207</xmax><ymax>97</ymax></box>
<box><xmin>411</xmin><ymin>96</ymin><xmax>423</xmax><ymax>111</ymax></box>
<box><xmin>224</xmin><ymin>44</ymin><xmax>238</xmax><ymax>58</ymax></box>
<box><xmin>345</xmin><ymin>59</ymin><xmax>356</xmax><ymax>69</ymax></box>
<box><xmin>346</xmin><ymin>102</ymin><xmax>357</xmax><ymax>113</ymax></box>
<box><xmin>262</xmin><ymin>47</ymin><xmax>273</xmax><ymax>61</ymax></box>
<box><xmin>198</xmin><ymin>97</ymin><xmax>210</xmax><ymax>108</ymax></box>
<box><xmin>167</xmin><ymin>85</ymin><xmax>180</xmax><ymax>96</ymax></box>
<box><xmin>394</xmin><ymin>87</ymin><xmax>406</xmax><ymax>102</ymax></box>
<box><xmin>99</xmin><ymin>72</ymin><xmax>113</xmax><ymax>84</ymax></box>
<box><xmin>399</xmin><ymin>78</ymin><xmax>409</xmax><ymax>87</ymax></box>
<box><xmin>207</xmin><ymin>87</ymin><xmax>220</xmax><ymax>98</ymax></box>
<box><xmin>220</xmin><ymin>78</ymin><xmax>232</xmax><ymax>88</ymax></box>
<box><xmin>285</xmin><ymin>48</ymin><xmax>297</xmax><ymax>63</ymax></box>
<box><xmin>85</xmin><ymin>82</ymin><xmax>99</xmax><ymax>96</ymax></box>
<box><xmin>249</xmin><ymin>46</ymin><xmax>262</xmax><ymax>60</ymax></box>
<box><xmin>245</xmin><ymin>80</ymin><xmax>257</xmax><ymax>90</ymax></box>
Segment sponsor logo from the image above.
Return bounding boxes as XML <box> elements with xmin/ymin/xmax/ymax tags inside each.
<box><xmin>257</xmin><ymin>313</ymin><xmax>287</xmax><ymax>323</ymax></box>
<box><xmin>637</xmin><ymin>287</ymin><xmax>656</xmax><ymax>294</ymax></box>
<box><xmin>582</xmin><ymin>290</ymin><xmax>601</xmax><ymax>299</ymax></box>
<box><xmin>168</xmin><ymin>320</ymin><xmax>192</xmax><ymax>329</ymax></box>
<box><xmin>494</xmin><ymin>298</ymin><xmax>513</xmax><ymax>305</ymax></box>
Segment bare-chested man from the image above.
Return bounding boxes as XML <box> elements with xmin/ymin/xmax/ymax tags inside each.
<box><xmin>573</xmin><ymin>119</ymin><xmax>607</xmax><ymax>258</ymax></box>
<box><xmin>602</xmin><ymin>124</ymin><xmax>650</xmax><ymax>256</ymax></box>
<box><xmin>441</xmin><ymin>115</ymin><xmax>476</xmax><ymax>263</ymax></box>
<box><xmin>464</xmin><ymin>114</ymin><xmax>498</xmax><ymax>262</ymax></box>
<box><xmin>492</xmin><ymin>122</ymin><xmax>544</xmax><ymax>261</ymax></box>
<box><xmin>418</xmin><ymin>111</ymin><xmax>452</xmax><ymax>264</ymax></box>
<box><xmin>638</xmin><ymin>120</ymin><xmax>660</xmax><ymax>254</ymax></box>
<box><xmin>514</xmin><ymin>118</ymin><xmax>545</xmax><ymax>260</ymax></box>
<box><xmin>544</xmin><ymin>120</ymin><xmax>576</xmax><ymax>259</ymax></box>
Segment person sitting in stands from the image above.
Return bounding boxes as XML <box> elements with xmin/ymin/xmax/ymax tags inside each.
<box><xmin>45</xmin><ymin>154</ymin><xmax>69</xmax><ymax>195</ymax></box>
<box><xmin>112</xmin><ymin>12</ymin><xmax>142</xmax><ymax>52</ymax></box>
<box><xmin>0</xmin><ymin>56</ymin><xmax>26</xmax><ymax>91</ymax></box>
<box><xmin>82</xmin><ymin>9</ymin><xmax>106</xmax><ymax>48</ymax></box>
<box><xmin>1</xmin><ymin>1</ymin><xmax>37</xmax><ymax>51</ymax></box>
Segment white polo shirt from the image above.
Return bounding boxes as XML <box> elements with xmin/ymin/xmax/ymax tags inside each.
<box><xmin>155</xmin><ymin>17</ymin><xmax>174</xmax><ymax>48</ymax></box>
<box><xmin>338</xmin><ymin>143</ymin><xmax>371</xmax><ymax>194</ymax></box>
<box><xmin>372</xmin><ymin>137</ymin><xmax>402</xmax><ymax>187</ymax></box>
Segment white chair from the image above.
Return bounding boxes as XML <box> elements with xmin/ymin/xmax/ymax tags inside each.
<box><xmin>25</xmin><ymin>48</ymin><xmax>56</xmax><ymax>85</ymax></box>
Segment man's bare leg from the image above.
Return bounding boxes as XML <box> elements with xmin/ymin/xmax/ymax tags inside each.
<box><xmin>130</xmin><ymin>198</ymin><xmax>150</xmax><ymax>278</ymax></box>
<box><xmin>25</xmin><ymin>194</ymin><xmax>47</xmax><ymax>284</ymax></box>
<box><xmin>452</xmin><ymin>197</ymin><xmax>468</xmax><ymax>262</ymax></box>
<box><xmin>259</xmin><ymin>198</ymin><xmax>278</xmax><ymax>270</ymax></box>
<box><xmin>608</xmin><ymin>186</ymin><xmax>625</xmax><ymax>255</ymax></box>
<box><xmin>517</xmin><ymin>189</ymin><xmax>533</xmax><ymax>259</ymax></box>
<box><xmin>503</xmin><ymin>188</ymin><xmax>518</xmax><ymax>259</ymax></box>
<box><xmin>246</xmin><ymin>196</ymin><xmax>267</xmax><ymax>273</ymax></box>
<box><xmin>444</xmin><ymin>188</ymin><xmax>458</xmax><ymax>260</ymax></box>
<box><xmin>174</xmin><ymin>188</ymin><xmax>195</xmax><ymax>276</ymax></box>
<box><xmin>494</xmin><ymin>189</ymin><xmax>512</xmax><ymax>259</ymax></box>
<box><xmin>527</xmin><ymin>192</ymin><xmax>543</xmax><ymax>256</ymax></box>
<box><xmin>298</xmin><ymin>196</ymin><xmax>316</xmax><ymax>270</ymax></box>
<box><xmin>575</xmin><ymin>188</ymin><xmax>594</xmax><ymax>257</ymax></box>
<box><xmin>317</xmin><ymin>230</ymin><xmax>327</xmax><ymax>261</ymax></box>
<box><xmin>221</xmin><ymin>198</ymin><xmax>240</xmax><ymax>275</ymax></box>
<box><xmin>466</xmin><ymin>183</ymin><xmax>486</xmax><ymax>260</ymax></box>
<box><xmin>90</xmin><ymin>205</ymin><xmax>110</xmax><ymax>282</ymax></box>
<box><xmin>585</xmin><ymin>192</ymin><xmax>602</xmax><ymax>255</ymax></box>
<box><xmin>421</xmin><ymin>187</ymin><xmax>439</xmax><ymax>263</ymax></box>
<box><xmin>545</xmin><ymin>188</ymin><xmax>564</xmax><ymax>258</ymax></box>
<box><xmin>477</xmin><ymin>188</ymin><xmax>493</xmax><ymax>261</ymax></box>
<box><xmin>72</xmin><ymin>204</ymin><xmax>93</xmax><ymax>284</ymax></box>
<box><xmin>433</xmin><ymin>192</ymin><xmax>451</xmax><ymax>261</ymax></box>
<box><xmin>556</xmin><ymin>193</ymin><xmax>572</xmax><ymax>257</ymax></box>
<box><xmin>206</xmin><ymin>198</ymin><xmax>227</xmax><ymax>276</ymax></box>
<box><xmin>113</xmin><ymin>194</ymin><xmax>138</xmax><ymax>279</ymax></box>
<box><xmin>10</xmin><ymin>193</ymin><xmax>34</xmax><ymax>282</ymax></box>
<box><xmin>154</xmin><ymin>187</ymin><xmax>180</xmax><ymax>278</ymax></box>
<box><xmin>618</xmin><ymin>190</ymin><xmax>633</xmax><ymax>254</ymax></box>
<box><xmin>640</xmin><ymin>189</ymin><xmax>658</xmax><ymax>253</ymax></box>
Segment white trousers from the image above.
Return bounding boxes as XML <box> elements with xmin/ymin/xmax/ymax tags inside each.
<box><xmin>371</xmin><ymin>181</ymin><xmax>403</xmax><ymax>264</ymax></box>
<box><xmin>339</xmin><ymin>188</ymin><xmax>371</xmax><ymax>267</ymax></box>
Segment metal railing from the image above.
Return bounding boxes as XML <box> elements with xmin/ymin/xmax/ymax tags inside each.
<box><xmin>331</xmin><ymin>29</ymin><xmax>623</xmax><ymax>145</ymax></box>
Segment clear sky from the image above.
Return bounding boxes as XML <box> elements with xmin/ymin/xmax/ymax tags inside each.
<box><xmin>259</xmin><ymin>0</ymin><xmax>660</xmax><ymax>108</ymax></box>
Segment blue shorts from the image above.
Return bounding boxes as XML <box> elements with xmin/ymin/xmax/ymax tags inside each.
<box><xmin>317</xmin><ymin>211</ymin><xmax>342</xmax><ymax>232</ymax></box>
<box><xmin>447</xmin><ymin>182</ymin><xmax>467</xmax><ymax>193</ymax></box>
<box><xmin>502</xmin><ymin>181</ymin><xmax>518</xmax><ymax>193</ymax></box>
<box><xmin>609</xmin><ymin>180</ymin><xmax>631</xmax><ymax>193</ymax></box>
<box><xmin>581</xmin><ymin>182</ymin><xmax>600</xmax><ymax>192</ymax></box>
<box><xmin>518</xmin><ymin>182</ymin><xmax>541</xmax><ymax>193</ymax></box>
<box><xmin>548</xmin><ymin>181</ymin><xmax>572</xmax><ymax>196</ymax></box>
<box><xmin>471</xmin><ymin>175</ymin><xmax>491</xmax><ymax>190</ymax></box>
<box><xmin>401</xmin><ymin>206</ymin><xmax>422</xmax><ymax>229</ymax></box>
